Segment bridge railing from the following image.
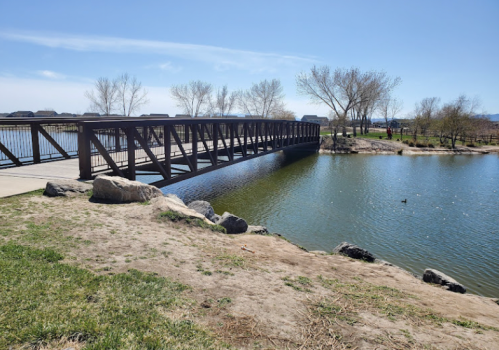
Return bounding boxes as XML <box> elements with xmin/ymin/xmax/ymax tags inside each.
<box><xmin>78</xmin><ymin>118</ymin><xmax>320</xmax><ymax>187</ymax></box>
<box><xmin>0</xmin><ymin>118</ymin><xmax>80</xmax><ymax>168</ymax></box>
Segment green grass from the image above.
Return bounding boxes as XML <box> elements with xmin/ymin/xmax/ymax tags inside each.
<box><xmin>214</xmin><ymin>254</ymin><xmax>246</xmax><ymax>268</ymax></box>
<box><xmin>315</xmin><ymin>275</ymin><xmax>497</xmax><ymax>330</ymax></box>
<box><xmin>282</xmin><ymin>276</ymin><xmax>314</xmax><ymax>293</ymax></box>
<box><xmin>0</xmin><ymin>243</ymin><xmax>227</xmax><ymax>349</ymax></box>
<box><xmin>158</xmin><ymin>211</ymin><xmax>227</xmax><ymax>234</ymax></box>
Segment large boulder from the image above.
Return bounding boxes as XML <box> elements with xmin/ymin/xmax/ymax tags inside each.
<box><xmin>332</xmin><ymin>242</ymin><xmax>375</xmax><ymax>262</ymax></box>
<box><xmin>165</xmin><ymin>194</ymin><xmax>185</xmax><ymax>206</ymax></box>
<box><xmin>217</xmin><ymin>212</ymin><xmax>248</xmax><ymax>234</ymax></box>
<box><xmin>93</xmin><ymin>175</ymin><xmax>163</xmax><ymax>203</ymax></box>
<box><xmin>150</xmin><ymin>197</ymin><xmax>213</xmax><ymax>224</ymax></box>
<box><xmin>45</xmin><ymin>180</ymin><xmax>92</xmax><ymax>197</ymax></box>
<box><xmin>423</xmin><ymin>269</ymin><xmax>466</xmax><ymax>294</ymax></box>
<box><xmin>188</xmin><ymin>200</ymin><xmax>216</xmax><ymax>221</ymax></box>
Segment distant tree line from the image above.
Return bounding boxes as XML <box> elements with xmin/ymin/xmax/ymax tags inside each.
<box><xmin>411</xmin><ymin>95</ymin><xmax>494</xmax><ymax>148</ymax></box>
<box><xmin>170</xmin><ymin>79</ymin><xmax>295</xmax><ymax>120</ymax></box>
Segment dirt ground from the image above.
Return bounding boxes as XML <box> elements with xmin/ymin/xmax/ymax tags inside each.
<box><xmin>6</xmin><ymin>193</ymin><xmax>499</xmax><ymax>350</ymax></box>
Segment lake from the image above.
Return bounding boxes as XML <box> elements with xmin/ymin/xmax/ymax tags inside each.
<box><xmin>159</xmin><ymin>152</ymin><xmax>499</xmax><ymax>297</ymax></box>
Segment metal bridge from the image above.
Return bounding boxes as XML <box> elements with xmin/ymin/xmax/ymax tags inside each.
<box><xmin>0</xmin><ymin>117</ymin><xmax>320</xmax><ymax>188</ymax></box>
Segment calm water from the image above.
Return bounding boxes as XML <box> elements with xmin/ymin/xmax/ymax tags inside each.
<box><xmin>159</xmin><ymin>152</ymin><xmax>499</xmax><ymax>297</ymax></box>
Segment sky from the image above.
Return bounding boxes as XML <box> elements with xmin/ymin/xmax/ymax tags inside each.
<box><xmin>0</xmin><ymin>0</ymin><xmax>497</xmax><ymax>118</ymax></box>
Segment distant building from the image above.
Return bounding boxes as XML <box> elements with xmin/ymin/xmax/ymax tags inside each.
<box><xmin>34</xmin><ymin>110</ymin><xmax>58</xmax><ymax>118</ymax></box>
<box><xmin>148</xmin><ymin>114</ymin><xmax>170</xmax><ymax>118</ymax></box>
<box><xmin>7</xmin><ymin>111</ymin><xmax>35</xmax><ymax>118</ymax></box>
<box><xmin>0</xmin><ymin>113</ymin><xmax>10</xmax><ymax>118</ymax></box>
<box><xmin>301</xmin><ymin>115</ymin><xmax>329</xmax><ymax>126</ymax></box>
<box><xmin>58</xmin><ymin>113</ymin><xmax>76</xmax><ymax>118</ymax></box>
<box><xmin>83</xmin><ymin>112</ymin><xmax>100</xmax><ymax>117</ymax></box>
<box><xmin>174</xmin><ymin>114</ymin><xmax>192</xmax><ymax>118</ymax></box>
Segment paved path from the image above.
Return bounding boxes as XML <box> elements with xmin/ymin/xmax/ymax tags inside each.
<box><xmin>0</xmin><ymin>159</ymin><xmax>80</xmax><ymax>198</ymax></box>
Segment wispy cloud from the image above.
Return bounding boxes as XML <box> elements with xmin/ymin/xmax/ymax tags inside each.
<box><xmin>36</xmin><ymin>70</ymin><xmax>66</xmax><ymax>79</ymax></box>
<box><xmin>0</xmin><ymin>31</ymin><xmax>317</xmax><ymax>73</ymax></box>
<box><xmin>158</xmin><ymin>61</ymin><xmax>182</xmax><ymax>73</ymax></box>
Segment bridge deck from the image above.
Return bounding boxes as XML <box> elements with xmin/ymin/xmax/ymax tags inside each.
<box><xmin>0</xmin><ymin>158</ymin><xmax>80</xmax><ymax>197</ymax></box>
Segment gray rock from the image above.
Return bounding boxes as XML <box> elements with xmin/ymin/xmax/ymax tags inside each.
<box><xmin>93</xmin><ymin>175</ymin><xmax>163</xmax><ymax>203</ymax></box>
<box><xmin>217</xmin><ymin>212</ymin><xmax>248</xmax><ymax>234</ymax></box>
<box><xmin>165</xmin><ymin>194</ymin><xmax>185</xmax><ymax>206</ymax></box>
<box><xmin>332</xmin><ymin>242</ymin><xmax>375</xmax><ymax>262</ymax></box>
<box><xmin>423</xmin><ymin>269</ymin><xmax>466</xmax><ymax>294</ymax></box>
<box><xmin>188</xmin><ymin>200</ymin><xmax>216</xmax><ymax>221</ymax></box>
<box><xmin>247</xmin><ymin>225</ymin><xmax>269</xmax><ymax>235</ymax></box>
<box><xmin>44</xmin><ymin>180</ymin><xmax>92</xmax><ymax>197</ymax></box>
<box><xmin>212</xmin><ymin>214</ymin><xmax>221</xmax><ymax>224</ymax></box>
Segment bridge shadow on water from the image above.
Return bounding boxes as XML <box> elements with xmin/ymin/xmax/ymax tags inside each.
<box><xmin>149</xmin><ymin>148</ymin><xmax>318</xmax><ymax>204</ymax></box>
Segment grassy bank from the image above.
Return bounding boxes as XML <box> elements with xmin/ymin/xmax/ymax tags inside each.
<box><xmin>1</xmin><ymin>190</ymin><xmax>498</xmax><ymax>349</ymax></box>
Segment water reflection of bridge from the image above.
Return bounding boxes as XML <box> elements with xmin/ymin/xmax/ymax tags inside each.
<box><xmin>0</xmin><ymin>117</ymin><xmax>320</xmax><ymax>188</ymax></box>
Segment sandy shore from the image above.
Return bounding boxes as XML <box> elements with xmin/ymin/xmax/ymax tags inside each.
<box><xmin>2</xmin><ymin>192</ymin><xmax>498</xmax><ymax>349</ymax></box>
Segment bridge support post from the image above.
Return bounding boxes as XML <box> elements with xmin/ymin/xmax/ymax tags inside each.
<box><xmin>126</xmin><ymin>127</ymin><xmax>136</xmax><ymax>181</ymax></box>
<box><xmin>191</xmin><ymin>124</ymin><xmax>198</xmax><ymax>172</ymax></box>
<box><xmin>164</xmin><ymin>125</ymin><xmax>171</xmax><ymax>179</ymax></box>
<box><xmin>77</xmin><ymin>123</ymin><xmax>92</xmax><ymax>179</ymax></box>
<box><xmin>114</xmin><ymin>128</ymin><xmax>121</xmax><ymax>152</ymax></box>
<box><xmin>30</xmin><ymin>123</ymin><xmax>41</xmax><ymax>164</ymax></box>
<box><xmin>229</xmin><ymin>123</ymin><xmax>234</xmax><ymax>160</ymax></box>
<box><xmin>212</xmin><ymin>123</ymin><xmax>218</xmax><ymax>164</ymax></box>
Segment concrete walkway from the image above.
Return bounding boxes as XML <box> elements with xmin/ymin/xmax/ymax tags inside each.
<box><xmin>0</xmin><ymin>159</ymin><xmax>80</xmax><ymax>198</ymax></box>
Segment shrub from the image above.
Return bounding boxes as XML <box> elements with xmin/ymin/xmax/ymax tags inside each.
<box><xmin>466</xmin><ymin>143</ymin><xmax>476</xmax><ymax>147</ymax></box>
<box><xmin>402</xmin><ymin>140</ymin><xmax>409</xmax><ymax>145</ymax></box>
<box><xmin>408</xmin><ymin>141</ymin><xmax>415</xmax><ymax>147</ymax></box>
<box><xmin>397</xmin><ymin>149</ymin><xmax>403</xmax><ymax>155</ymax></box>
<box><xmin>428</xmin><ymin>143</ymin><xmax>435</xmax><ymax>148</ymax></box>
<box><xmin>415</xmin><ymin>142</ymin><xmax>426</xmax><ymax>148</ymax></box>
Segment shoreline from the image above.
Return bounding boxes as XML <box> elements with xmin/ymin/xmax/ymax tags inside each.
<box><xmin>320</xmin><ymin>136</ymin><xmax>499</xmax><ymax>155</ymax></box>
<box><xmin>1</xmin><ymin>184</ymin><xmax>499</xmax><ymax>348</ymax></box>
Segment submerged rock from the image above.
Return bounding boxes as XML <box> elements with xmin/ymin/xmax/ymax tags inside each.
<box><xmin>423</xmin><ymin>269</ymin><xmax>466</xmax><ymax>294</ymax></box>
<box><xmin>44</xmin><ymin>180</ymin><xmax>92</xmax><ymax>197</ymax></box>
<box><xmin>188</xmin><ymin>200</ymin><xmax>216</xmax><ymax>221</ymax></box>
<box><xmin>93</xmin><ymin>175</ymin><xmax>163</xmax><ymax>203</ymax></box>
<box><xmin>332</xmin><ymin>242</ymin><xmax>375</xmax><ymax>262</ymax></box>
<box><xmin>217</xmin><ymin>212</ymin><xmax>248</xmax><ymax>234</ymax></box>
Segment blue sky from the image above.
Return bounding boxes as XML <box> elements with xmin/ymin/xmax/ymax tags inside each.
<box><xmin>0</xmin><ymin>0</ymin><xmax>497</xmax><ymax>117</ymax></box>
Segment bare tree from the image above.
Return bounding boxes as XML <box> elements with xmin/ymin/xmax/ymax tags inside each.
<box><xmin>438</xmin><ymin>95</ymin><xmax>479</xmax><ymax>148</ymax></box>
<box><xmin>297</xmin><ymin>66</ymin><xmax>400</xmax><ymax>135</ymax></box>
<box><xmin>272</xmin><ymin>108</ymin><xmax>296</xmax><ymax>120</ymax></box>
<box><xmin>213</xmin><ymin>85</ymin><xmax>238</xmax><ymax>117</ymax></box>
<box><xmin>170</xmin><ymin>81</ymin><xmax>213</xmax><ymax>117</ymax></box>
<box><xmin>379</xmin><ymin>98</ymin><xmax>403</xmax><ymax>128</ymax></box>
<box><xmin>411</xmin><ymin>97</ymin><xmax>440</xmax><ymax>140</ymax></box>
<box><xmin>238</xmin><ymin>79</ymin><xmax>285</xmax><ymax>118</ymax></box>
<box><xmin>85</xmin><ymin>77</ymin><xmax>119</xmax><ymax>116</ymax></box>
<box><xmin>117</xmin><ymin>73</ymin><xmax>149</xmax><ymax>116</ymax></box>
